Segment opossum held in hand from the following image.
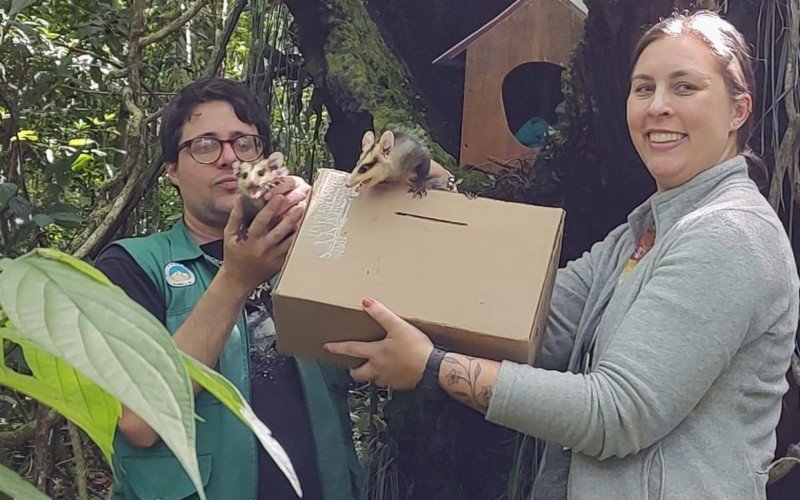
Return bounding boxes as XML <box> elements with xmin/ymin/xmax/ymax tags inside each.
<box><xmin>232</xmin><ymin>151</ymin><xmax>288</xmax><ymax>241</ymax></box>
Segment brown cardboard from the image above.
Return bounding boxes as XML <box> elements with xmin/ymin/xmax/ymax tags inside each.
<box><xmin>273</xmin><ymin>168</ymin><xmax>564</xmax><ymax>367</ymax></box>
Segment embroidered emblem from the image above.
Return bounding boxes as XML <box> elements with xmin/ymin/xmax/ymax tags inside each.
<box><xmin>164</xmin><ymin>262</ymin><xmax>195</xmax><ymax>287</ymax></box>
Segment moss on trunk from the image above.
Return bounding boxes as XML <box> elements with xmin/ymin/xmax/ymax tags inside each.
<box><xmin>285</xmin><ymin>0</ymin><xmax>454</xmax><ymax>169</ymax></box>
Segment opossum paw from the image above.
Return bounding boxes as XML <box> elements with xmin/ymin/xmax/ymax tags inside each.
<box><xmin>408</xmin><ymin>186</ymin><xmax>427</xmax><ymax>199</ymax></box>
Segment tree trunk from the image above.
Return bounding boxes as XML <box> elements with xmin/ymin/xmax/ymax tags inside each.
<box><xmin>283</xmin><ymin>0</ymin><xmax>455</xmax><ymax>168</ymax></box>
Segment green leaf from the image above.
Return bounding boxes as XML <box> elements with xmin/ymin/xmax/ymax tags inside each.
<box><xmin>0</xmin><ymin>250</ymin><xmax>302</xmax><ymax>496</ymax></box>
<box><xmin>46</xmin><ymin>151</ymin><xmax>81</xmax><ymax>181</ymax></box>
<box><xmin>10</xmin><ymin>130</ymin><xmax>37</xmax><ymax>142</ymax></box>
<box><xmin>35</xmin><ymin>248</ymin><xmax>112</xmax><ymax>285</ymax></box>
<box><xmin>7</xmin><ymin>0</ymin><xmax>37</xmax><ymax>17</ymax></box>
<box><xmin>0</xmin><ymin>183</ymin><xmax>18</xmax><ymax>207</ymax></box>
<box><xmin>0</xmin><ymin>327</ymin><xmax>120</xmax><ymax>464</ymax></box>
<box><xmin>70</xmin><ymin>153</ymin><xmax>92</xmax><ymax>172</ymax></box>
<box><xmin>32</xmin><ymin>214</ymin><xmax>53</xmax><ymax>229</ymax></box>
<box><xmin>182</xmin><ymin>354</ymin><xmax>302</xmax><ymax>497</ymax></box>
<box><xmin>0</xmin><ymin>250</ymin><xmax>207</xmax><ymax>500</ymax></box>
<box><xmin>42</xmin><ymin>204</ymin><xmax>82</xmax><ymax>228</ymax></box>
<box><xmin>8</xmin><ymin>197</ymin><xmax>32</xmax><ymax>218</ymax></box>
<box><xmin>6</xmin><ymin>222</ymin><xmax>35</xmax><ymax>251</ymax></box>
<box><xmin>68</xmin><ymin>138</ymin><xmax>95</xmax><ymax>148</ymax></box>
<box><xmin>0</xmin><ymin>462</ymin><xmax>49</xmax><ymax>500</ymax></box>
<box><xmin>23</xmin><ymin>73</ymin><xmax>55</xmax><ymax>107</ymax></box>
<box><xmin>51</xmin><ymin>214</ymin><xmax>81</xmax><ymax>228</ymax></box>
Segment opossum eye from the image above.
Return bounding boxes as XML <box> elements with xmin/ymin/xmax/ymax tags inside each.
<box><xmin>239</xmin><ymin>172</ymin><xmax>247</xmax><ymax>179</ymax></box>
<box><xmin>359</xmin><ymin>165</ymin><xmax>369</xmax><ymax>173</ymax></box>
<box><xmin>258</xmin><ymin>169</ymin><xmax>266</xmax><ymax>176</ymax></box>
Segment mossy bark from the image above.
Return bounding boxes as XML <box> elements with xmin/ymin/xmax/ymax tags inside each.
<box><xmin>283</xmin><ymin>0</ymin><xmax>454</xmax><ymax>169</ymax></box>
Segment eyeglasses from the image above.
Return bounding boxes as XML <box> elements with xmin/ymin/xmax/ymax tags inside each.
<box><xmin>177</xmin><ymin>134</ymin><xmax>265</xmax><ymax>164</ymax></box>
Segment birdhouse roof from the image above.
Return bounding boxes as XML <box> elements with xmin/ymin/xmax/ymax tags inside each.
<box><xmin>432</xmin><ymin>0</ymin><xmax>588</xmax><ymax>67</ymax></box>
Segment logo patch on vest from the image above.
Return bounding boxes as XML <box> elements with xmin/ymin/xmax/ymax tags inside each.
<box><xmin>164</xmin><ymin>262</ymin><xmax>195</xmax><ymax>287</ymax></box>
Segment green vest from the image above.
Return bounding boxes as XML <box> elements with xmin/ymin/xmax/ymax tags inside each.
<box><xmin>109</xmin><ymin>219</ymin><xmax>361</xmax><ymax>500</ymax></box>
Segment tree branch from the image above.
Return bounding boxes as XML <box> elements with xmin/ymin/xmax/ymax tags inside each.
<box><xmin>67</xmin><ymin>421</ymin><xmax>89</xmax><ymax>500</ymax></box>
<box><xmin>51</xmin><ymin>40</ymin><xmax>124</xmax><ymax>69</ymax></box>
<box><xmin>129</xmin><ymin>1</ymin><xmax>144</xmax><ymax>98</ymax></box>
<box><xmin>203</xmin><ymin>0</ymin><xmax>249</xmax><ymax>78</ymax></box>
<box><xmin>0</xmin><ymin>409</ymin><xmax>61</xmax><ymax>447</ymax></box>
<box><xmin>70</xmin><ymin>88</ymin><xmax>147</xmax><ymax>259</ymax></box>
<box><xmin>69</xmin><ymin>0</ymin><xmax>150</xmax><ymax>259</ymax></box>
<box><xmin>32</xmin><ymin>402</ymin><xmax>53</xmax><ymax>493</ymax></box>
<box><xmin>140</xmin><ymin>0</ymin><xmax>211</xmax><ymax>48</ymax></box>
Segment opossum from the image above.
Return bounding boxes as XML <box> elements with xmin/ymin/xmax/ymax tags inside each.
<box><xmin>232</xmin><ymin>151</ymin><xmax>288</xmax><ymax>241</ymax></box>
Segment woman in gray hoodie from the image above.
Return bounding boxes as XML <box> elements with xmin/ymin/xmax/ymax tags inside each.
<box><xmin>326</xmin><ymin>10</ymin><xmax>799</xmax><ymax>499</ymax></box>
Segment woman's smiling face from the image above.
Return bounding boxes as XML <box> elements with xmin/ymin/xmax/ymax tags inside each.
<box><xmin>626</xmin><ymin>34</ymin><xmax>748</xmax><ymax>191</ymax></box>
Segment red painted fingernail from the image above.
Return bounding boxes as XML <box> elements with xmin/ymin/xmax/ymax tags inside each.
<box><xmin>362</xmin><ymin>298</ymin><xmax>374</xmax><ymax>308</ymax></box>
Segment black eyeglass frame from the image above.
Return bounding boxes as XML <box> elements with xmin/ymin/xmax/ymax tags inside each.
<box><xmin>177</xmin><ymin>134</ymin><xmax>266</xmax><ymax>164</ymax></box>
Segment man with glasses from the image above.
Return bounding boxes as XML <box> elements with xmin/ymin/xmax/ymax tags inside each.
<box><xmin>94</xmin><ymin>77</ymin><xmax>362</xmax><ymax>499</ymax></box>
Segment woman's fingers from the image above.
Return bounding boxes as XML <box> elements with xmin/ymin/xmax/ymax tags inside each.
<box><xmin>324</xmin><ymin>340</ymin><xmax>377</xmax><ymax>359</ymax></box>
<box><xmin>361</xmin><ymin>299</ymin><xmax>407</xmax><ymax>333</ymax></box>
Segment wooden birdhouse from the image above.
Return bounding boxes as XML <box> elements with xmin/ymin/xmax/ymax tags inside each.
<box><xmin>433</xmin><ymin>0</ymin><xmax>587</xmax><ymax>172</ymax></box>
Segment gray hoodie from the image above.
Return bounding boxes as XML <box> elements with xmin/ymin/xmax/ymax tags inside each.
<box><xmin>486</xmin><ymin>156</ymin><xmax>799</xmax><ymax>499</ymax></box>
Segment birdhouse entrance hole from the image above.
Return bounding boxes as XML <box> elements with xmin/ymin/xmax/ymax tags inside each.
<box><xmin>502</xmin><ymin>62</ymin><xmax>564</xmax><ymax>149</ymax></box>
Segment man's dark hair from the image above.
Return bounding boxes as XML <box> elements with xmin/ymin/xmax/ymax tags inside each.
<box><xmin>160</xmin><ymin>77</ymin><xmax>271</xmax><ymax>163</ymax></box>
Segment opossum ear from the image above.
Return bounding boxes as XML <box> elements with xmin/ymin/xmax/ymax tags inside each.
<box><xmin>361</xmin><ymin>131</ymin><xmax>375</xmax><ymax>152</ymax></box>
<box><xmin>379</xmin><ymin>131</ymin><xmax>394</xmax><ymax>154</ymax></box>
<box><xmin>265</xmin><ymin>151</ymin><xmax>285</xmax><ymax>170</ymax></box>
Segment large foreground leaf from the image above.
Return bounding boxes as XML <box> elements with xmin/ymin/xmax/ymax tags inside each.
<box><xmin>0</xmin><ymin>249</ymin><xmax>301</xmax><ymax>497</ymax></box>
<box><xmin>0</xmin><ymin>249</ymin><xmax>206</xmax><ymax>500</ymax></box>
<box><xmin>182</xmin><ymin>354</ymin><xmax>302</xmax><ymax>497</ymax></box>
<box><xmin>48</xmin><ymin>248</ymin><xmax>300</xmax><ymax>492</ymax></box>
<box><xmin>0</xmin><ymin>327</ymin><xmax>120</xmax><ymax>464</ymax></box>
<box><xmin>0</xmin><ymin>462</ymin><xmax>49</xmax><ymax>500</ymax></box>
<box><xmin>8</xmin><ymin>0</ymin><xmax>38</xmax><ymax>18</ymax></box>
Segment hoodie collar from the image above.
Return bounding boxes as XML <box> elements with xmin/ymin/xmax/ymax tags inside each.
<box><xmin>627</xmin><ymin>155</ymin><xmax>750</xmax><ymax>240</ymax></box>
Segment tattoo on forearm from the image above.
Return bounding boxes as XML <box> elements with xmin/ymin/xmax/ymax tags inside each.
<box><xmin>442</xmin><ymin>355</ymin><xmax>493</xmax><ymax>412</ymax></box>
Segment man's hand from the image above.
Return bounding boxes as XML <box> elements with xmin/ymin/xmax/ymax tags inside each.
<box><xmin>265</xmin><ymin>175</ymin><xmax>311</xmax><ymax>219</ymax></box>
<box><xmin>220</xmin><ymin>194</ymin><xmax>303</xmax><ymax>295</ymax></box>
<box><xmin>324</xmin><ymin>299</ymin><xmax>434</xmax><ymax>390</ymax></box>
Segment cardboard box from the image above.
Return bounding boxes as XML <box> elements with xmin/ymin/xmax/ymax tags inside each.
<box><xmin>273</xmin><ymin>169</ymin><xmax>564</xmax><ymax>367</ymax></box>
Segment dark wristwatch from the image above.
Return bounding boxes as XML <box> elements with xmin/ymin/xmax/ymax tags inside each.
<box><xmin>416</xmin><ymin>347</ymin><xmax>447</xmax><ymax>393</ymax></box>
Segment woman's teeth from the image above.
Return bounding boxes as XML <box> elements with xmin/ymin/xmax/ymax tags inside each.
<box><xmin>649</xmin><ymin>132</ymin><xmax>685</xmax><ymax>143</ymax></box>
